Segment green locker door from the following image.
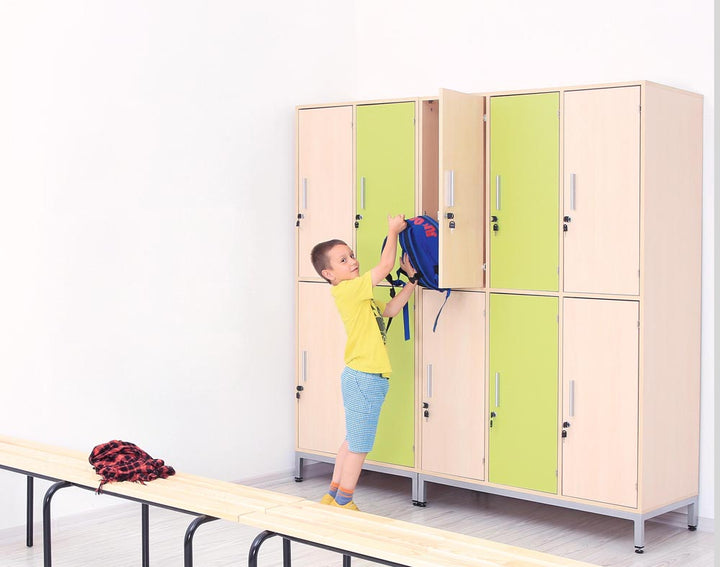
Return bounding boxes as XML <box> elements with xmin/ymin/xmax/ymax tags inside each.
<box><xmin>367</xmin><ymin>287</ymin><xmax>415</xmax><ymax>467</ymax></box>
<box><xmin>356</xmin><ymin>102</ymin><xmax>416</xmax><ymax>269</ymax></box>
<box><xmin>489</xmin><ymin>93</ymin><xmax>559</xmax><ymax>291</ymax></box>
<box><xmin>489</xmin><ymin>293</ymin><xmax>558</xmax><ymax>493</ymax></box>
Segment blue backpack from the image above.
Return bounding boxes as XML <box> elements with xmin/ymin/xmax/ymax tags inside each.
<box><xmin>383</xmin><ymin>215</ymin><xmax>451</xmax><ymax>340</ymax></box>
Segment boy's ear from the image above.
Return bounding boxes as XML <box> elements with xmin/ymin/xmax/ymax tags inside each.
<box><xmin>321</xmin><ymin>268</ymin><xmax>334</xmax><ymax>282</ymax></box>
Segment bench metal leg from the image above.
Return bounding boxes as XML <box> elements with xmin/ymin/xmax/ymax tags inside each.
<box><xmin>249</xmin><ymin>531</ymin><xmax>292</xmax><ymax>567</ymax></box>
<box><xmin>26</xmin><ymin>476</ymin><xmax>34</xmax><ymax>547</ymax></box>
<box><xmin>43</xmin><ymin>480</ymin><xmax>72</xmax><ymax>567</ymax></box>
<box><xmin>142</xmin><ymin>504</ymin><xmax>150</xmax><ymax>567</ymax></box>
<box><xmin>283</xmin><ymin>538</ymin><xmax>291</xmax><ymax>567</ymax></box>
<box><xmin>183</xmin><ymin>515</ymin><xmax>218</xmax><ymax>567</ymax></box>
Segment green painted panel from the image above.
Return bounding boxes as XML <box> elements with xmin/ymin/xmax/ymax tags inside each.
<box><xmin>356</xmin><ymin>102</ymin><xmax>415</xmax><ymax>272</ymax></box>
<box><xmin>489</xmin><ymin>93</ymin><xmax>559</xmax><ymax>291</ymax></box>
<box><xmin>367</xmin><ymin>287</ymin><xmax>414</xmax><ymax>467</ymax></box>
<box><xmin>488</xmin><ymin>293</ymin><xmax>558</xmax><ymax>493</ymax></box>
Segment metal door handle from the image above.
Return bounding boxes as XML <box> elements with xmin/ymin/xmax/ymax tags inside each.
<box><xmin>426</xmin><ymin>364</ymin><xmax>433</xmax><ymax>398</ymax></box>
<box><xmin>570</xmin><ymin>173</ymin><xmax>576</xmax><ymax>211</ymax></box>
<box><xmin>302</xmin><ymin>178</ymin><xmax>308</xmax><ymax>210</ymax></box>
<box><xmin>360</xmin><ymin>177</ymin><xmax>366</xmax><ymax>210</ymax></box>
<box><xmin>569</xmin><ymin>379</ymin><xmax>575</xmax><ymax>417</ymax></box>
<box><xmin>445</xmin><ymin>170</ymin><xmax>455</xmax><ymax>207</ymax></box>
<box><xmin>495</xmin><ymin>175</ymin><xmax>501</xmax><ymax>210</ymax></box>
<box><xmin>495</xmin><ymin>372</ymin><xmax>500</xmax><ymax>407</ymax></box>
<box><xmin>302</xmin><ymin>351</ymin><xmax>308</xmax><ymax>383</ymax></box>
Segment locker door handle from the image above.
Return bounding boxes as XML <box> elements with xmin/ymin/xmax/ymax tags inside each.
<box><xmin>445</xmin><ymin>170</ymin><xmax>455</xmax><ymax>207</ymax></box>
<box><xmin>495</xmin><ymin>372</ymin><xmax>500</xmax><ymax>407</ymax></box>
<box><xmin>360</xmin><ymin>177</ymin><xmax>366</xmax><ymax>210</ymax></box>
<box><xmin>569</xmin><ymin>380</ymin><xmax>575</xmax><ymax>417</ymax></box>
<box><xmin>302</xmin><ymin>178</ymin><xmax>308</xmax><ymax>209</ymax></box>
<box><xmin>301</xmin><ymin>351</ymin><xmax>308</xmax><ymax>383</ymax></box>
<box><xmin>495</xmin><ymin>175</ymin><xmax>501</xmax><ymax>210</ymax></box>
<box><xmin>570</xmin><ymin>173</ymin><xmax>576</xmax><ymax>211</ymax></box>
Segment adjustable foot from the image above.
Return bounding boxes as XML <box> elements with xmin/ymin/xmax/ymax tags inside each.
<box><xmin>634</xmin><ymin>546</ymin><xmax>644</xmax><ymax>554</ymax></box>
<box><xmin>412</xmin><ymin>500</ymin><xmax>426</xmax><ymax>507</ymax></box>
<box><xmin>294</xmin><ymin>476</ymin><xmax>303</xmax><ymax>482</ymax></box>
<box><xmin>688</xmin><ymin>525</ymin><xmax>697</xmax><ymax>531</ymax></box>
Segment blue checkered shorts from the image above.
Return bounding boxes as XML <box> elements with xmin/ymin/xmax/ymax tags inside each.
<box><xmin>341</xmin><ymin>366</ymin><xmax>389</xmax><ymax>453</ymax></box>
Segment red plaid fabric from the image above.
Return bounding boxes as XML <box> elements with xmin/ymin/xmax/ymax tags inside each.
<box><xmin>89</xmin><ymin>440</ymin><xmax>175</xmax><ymax>493</ymax></box>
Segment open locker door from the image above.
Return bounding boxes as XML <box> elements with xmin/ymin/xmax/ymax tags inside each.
<box><xmin>438</xmin><ymin>89</ymin><xmax>486</xmax><ymax>289</ymax></box>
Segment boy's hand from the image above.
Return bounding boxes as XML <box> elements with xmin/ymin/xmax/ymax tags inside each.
<box><xmin>399</xmin><ymin>253</ymin><xmax>416</xmax><ymax>279</ymax></box>
<box><xmin>388</xmin><ymin>214</ymin><xmax>407</xmax><ymax>235</ymax></box>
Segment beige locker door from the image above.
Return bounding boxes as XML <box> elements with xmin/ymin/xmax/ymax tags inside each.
<box><xmin>562</xmin><ymin>297</ymin><xmax>639</xmax><ymax>507</ymax></box>
<box><xmin>563</xmin><ymin>87</ymin><xmax>640</xmax><ymax>295</ymax></box>
<box><xmin>438</xmin><ymin>89</ymin><xmax>485</xmax><ymax>289</ymax></box>
<box><xmin>421</xmin><ymin>289</ymin><xmax>485</xmax><ymax>480</ymax></box>
<box><xmin>297</xmin><ymin>282</ymin><xmax>346</xmax><ymax>454</ymax></box>
<box><xmin>297</xmin><ymin>106</ymin><xmax>354</xmax><ymax>281</ymax></box>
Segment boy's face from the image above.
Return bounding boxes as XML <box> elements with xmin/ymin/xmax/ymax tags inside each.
<box><xmin>322</xmin><ymin>244</ymin><xmax>359</xmax><ymax>285</ymax></box>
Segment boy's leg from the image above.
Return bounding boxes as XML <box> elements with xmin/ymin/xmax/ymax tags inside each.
<box><xmin>331</xmin><ymin>440</ymin><xmax>350</xmax><ymax>485</ymax></box>
<box><xmin>338</xmin><ymin>450</ymin><xmax>367</xmax><ymax>493</ymax></box>
<box><xmin>320</xmin><ymin>440</ymin><xmax>348</xmax><ymax>504</ymax></box>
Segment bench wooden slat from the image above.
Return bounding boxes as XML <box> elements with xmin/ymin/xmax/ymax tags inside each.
<box><xmin>239</xmin><ymin>500</ymin><xmax>598</xmax><ymax>567</ymax></box>
<box><xmin>1</xmin><ymin>435</ymin><xmax>599</xmax><ymax>567</ymax></box>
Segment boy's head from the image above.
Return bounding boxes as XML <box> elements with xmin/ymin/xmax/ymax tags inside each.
<box><xmin>311</xmin><ymin>239</ymin><xmax>359</xmax><ymax>285</ymax></box>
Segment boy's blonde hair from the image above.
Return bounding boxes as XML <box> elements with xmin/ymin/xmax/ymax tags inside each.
<box><xmin>310</xmin><ymin>239</ymin><xmax>347</xmax><ymax>283</ymax></box>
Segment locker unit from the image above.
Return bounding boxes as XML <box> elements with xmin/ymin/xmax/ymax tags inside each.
<box><xmin>294</xmin><ymin>81</ymin><xmax>702</xmax><ymax>551</ymax></box>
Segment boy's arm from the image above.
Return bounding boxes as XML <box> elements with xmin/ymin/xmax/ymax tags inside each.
<box><xmin>383</xmin><ymin>281</ymin><xmax>417</xmax><ymax>317</ymax></box>
<box><xmin>370</xmin><ymin>214</ymin><xmax>407</xmax><ymax>286</ymax></box>
<box><xmin>382</xmin><ymin>252</ymin><xmax>417</xmax><ymax>317</ymax></box>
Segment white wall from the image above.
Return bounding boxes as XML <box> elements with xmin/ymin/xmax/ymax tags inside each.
<box><xmin>0</xmin><ymin>0</ymin><xmax>714</xmax><ymax>534</ymax></box>
<box><xmin>0</xmin><ymin>0</ymin><xmax>356</xmax><ymax>530</ymax></box>
<box><xmin>353</xmin><ymin>0</ymin><xmax>715</xmax><ymax>521</ymax></box>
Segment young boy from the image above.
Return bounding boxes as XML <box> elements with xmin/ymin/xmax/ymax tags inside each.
<box><xmin>310</xmin><ymin>214</ymin><xmax>418</xmax><ymax>510</ymax></box>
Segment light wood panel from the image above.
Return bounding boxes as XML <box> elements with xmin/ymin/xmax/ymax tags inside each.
<box><xmin>563</xmin><ymin>86</ymin><xmax>640</xmax><ymax>296</ymax></box>
<box><xmin>639</xmin><ymin>83</ymin><xmax>703</xmax><ymax>511</ymax></box>
<box><xmin>438</xmin><ymin>88</ymin><xmax>485</xmax><ymax>289</ymax></box>
<box><xmin>420</xmin><ymin>290</ymin><xmax>485</xmax><ymax>480</ymax></box>
<box><xmin>296</xmin><ymin>106</ymin><xmax>354</xmax><ymax>281</ymax></box>
<box><xmin>562</xmin><ymin>298</ymin><xmax>639</xmax><ymax>508</ymax></box>
<box><xmin>296</xmin><ymin>282</ymin><xmax>346</xmax><ymax>454</ymax></box>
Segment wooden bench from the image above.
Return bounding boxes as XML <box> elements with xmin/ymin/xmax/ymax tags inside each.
<box><xmin>0</xmin><ymin>435</ymin><xmax>599</xmax><ymax>567</ymax></box>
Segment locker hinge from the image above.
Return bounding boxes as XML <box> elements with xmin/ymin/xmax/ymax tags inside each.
<box><xmin>637</xmin><ymin>320</ymin><xmax>640</xmax><ymax>329</ymax></box>
<box><xmin>557</xmin><ymin>109</ymin><xmax>560</xmax><ymax>118</ymax></box>
<box><xmin>482</xmin><ymin>457</ymin><xmax>486</xmax><ymax>465</ymax></box>
<box><xmin>483</xmin><ymin>114</ymin><xmax>488</xmax><ymax>122</ymax></box>
<box><xmin>482</xmin><ymin>262</ymin><xmax>487</xmax><ymax>271</ymax></box>
<box><xmin>555</xmin><ymin>469</ymin><xmax>558</xmax><ymax>477</ymax></box>
<box><xmin>639</xmin><ymin>105</ymin><xmax>642</xmax><ymax>113</ymax></box>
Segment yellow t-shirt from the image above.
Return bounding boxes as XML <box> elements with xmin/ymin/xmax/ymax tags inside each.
<box><xmin>331</xmin><ymin>271</ymin><xmax>392</xmax><ymax>376</ymax></box>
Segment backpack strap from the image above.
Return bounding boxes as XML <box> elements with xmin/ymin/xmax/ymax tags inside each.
<box><xmin>384</xmin><ymin>270</ymin><xmax>411</xmax><ymax>341</ymax></box>
<box><xmin>432</xmin><ymin>289</ymin><xmax>452</xmax><ymax>333</ymax></box>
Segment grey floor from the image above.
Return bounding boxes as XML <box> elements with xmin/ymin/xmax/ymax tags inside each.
<box><xmin>0</xmin><ymin>465</ymin><xmax>715</xmax><ymax>566</ymax></box>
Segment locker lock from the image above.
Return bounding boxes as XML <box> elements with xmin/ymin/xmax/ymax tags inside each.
<box><xmin>491</xmin><ymin>216</ymin><xmax>499</xmax><ymax>232</ymax></box>
<box><xmin>422</xmin><ymin>402</ymin><xmax>429</xmax><ymax>409</ymax></box>
<box><xmin>355</xmin><ymin>214</ymin><xmax>362</xmax><ymax>229</ymax></box>
<box><xmin>295</xmin><ymin>385</ymin><xmax>304</xmax><ymax>400</ymax></box>
<box><xmin>296</xmin><ymin>213</ymin><xmax>304</xmax><ymax>227</ymax></box>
